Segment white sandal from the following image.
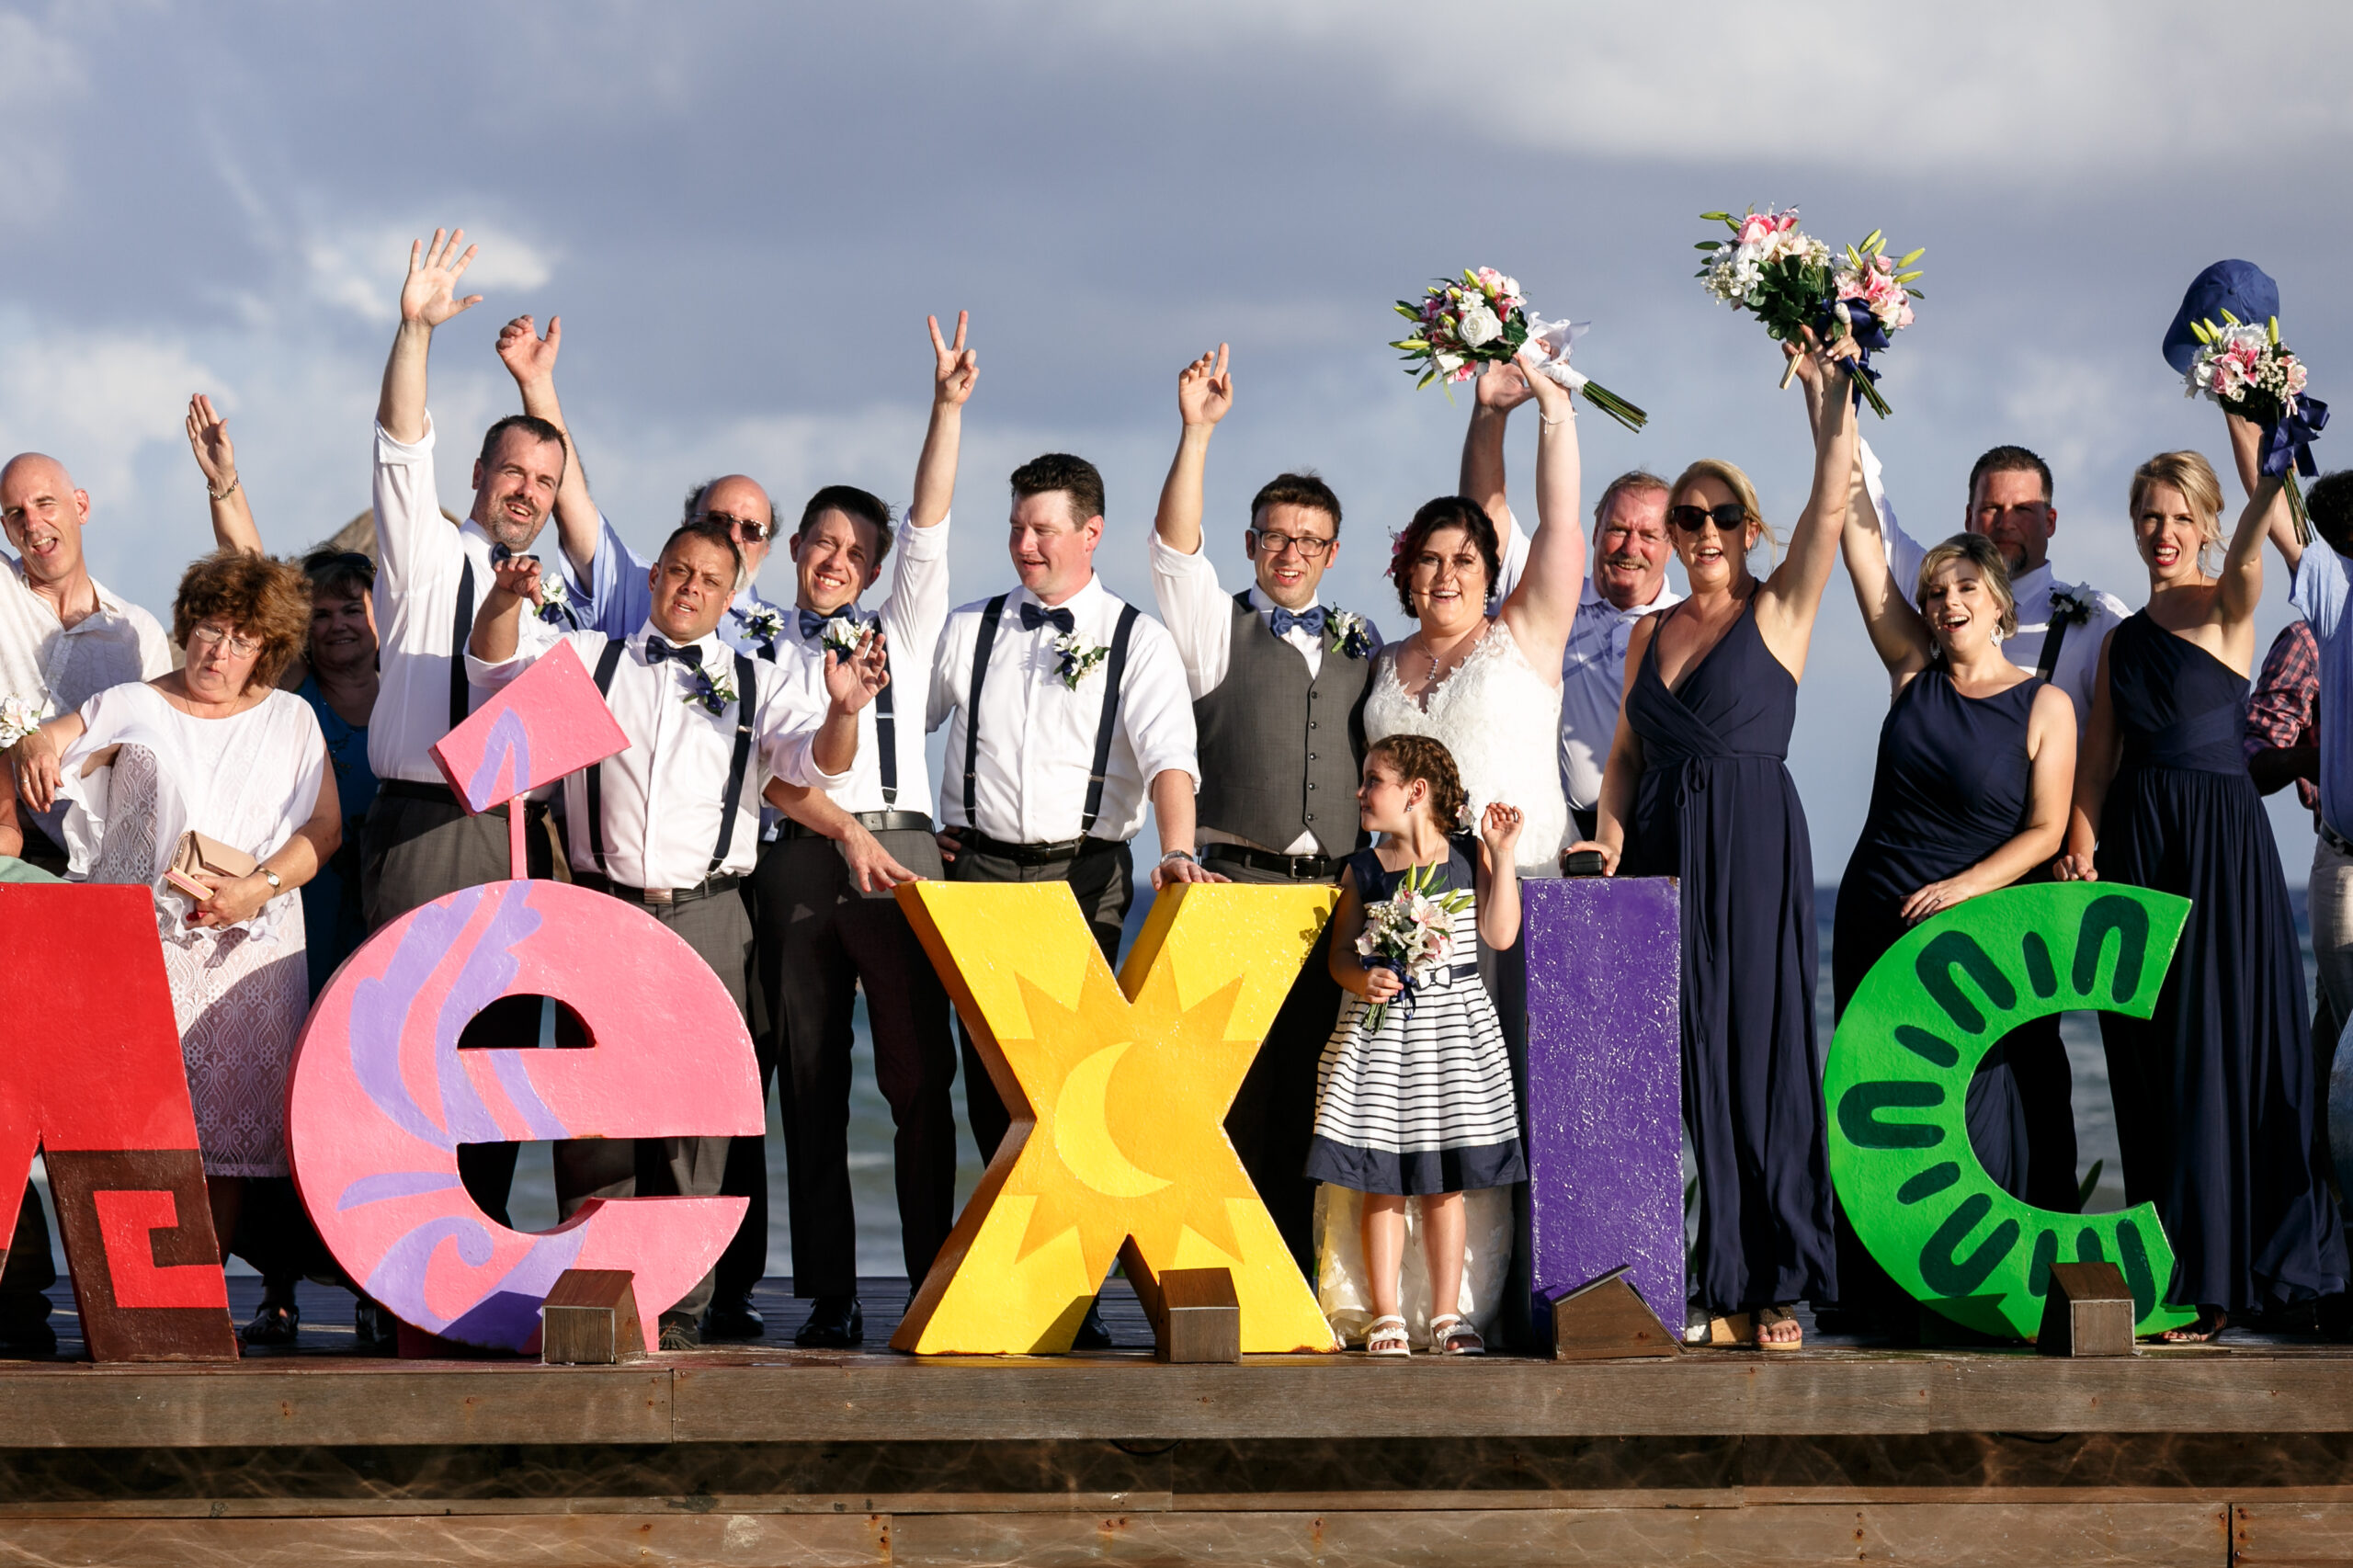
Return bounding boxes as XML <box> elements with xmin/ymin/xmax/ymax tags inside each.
<box><xmin>1363</xmin><ymin>1314</ymin><xmax>1411</xmax><ymax>1357</ymax></box>
<box><xmin>1429</xmin><ymin>1313</ymin><xmax>1483</xmax><ymax>1356</ymax></box>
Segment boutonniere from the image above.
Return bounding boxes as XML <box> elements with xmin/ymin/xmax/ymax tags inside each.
<box><xmin>1051</xmin><ymin>630</ymin><xmax>1109</xmax><ymax>690</ymax></box>
<box><xmin>1324</xmin><ymin>608</ymin><xmax>1374</xmax><ymax>660</ymax></box>
<box><xmin>2049</xmin><ymin>587</ymin><xmax>2096</xmax><ymax>630</ymax></box>
<box><xmin>737</xmin><ymin>604</ymin><xmax>785</xmax><ymax>651</ymax></box>
<box><xmin>535</xmin><ymin>575</ymin><xmax>573</xmax><ymax>623</ymax></box>
<box><xmin>682</xmin><ymin>664</ymin><xmax>740</xmax><ymax>717</ymax></box>
<box><xmin>0</xmin><ymin>694</ymin><xmax>47</xmax><ymax>747</ymax></box>
<box><xmin>821</xmin><ymin>615</ymin><xmax>869</xmax><ymax>658</ymax></box>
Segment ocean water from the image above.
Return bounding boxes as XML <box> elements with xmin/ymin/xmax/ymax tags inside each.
<box><xmin>80</xmin><ymin>884</ymin><xmax>2317</xmax><ymax>1279</ymax></box>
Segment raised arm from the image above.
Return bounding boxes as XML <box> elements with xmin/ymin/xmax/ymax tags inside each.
<box><xmin>1152</xmin><ymin>344</ymin><xmax>1231</xmax><ymax>557</ymax></box>
<box><xmin>1496</xmin><ymin>350</ymin><xmax>1586</xmax><ymax>666</ymax></box>
<box><xmin>377</xmin><ymin>229</ymin><xmax>480</xmax><ymax>446</ymax></box>
<box><xmin>1841</xmin><ymin>462</ymin><xmax>1932</xmax><ymax>682</ymax></box>
<box><xmin>1755</xmin><ymin>336</ymin><xmax>1859</xmax><ymax>671</ymax></box>
<box><xmin>908</xmin><ymin>312</ymin><xmax>978</xmax><ymax>531</ymax></box>
<box><xmin>2216</xmin><ymin>470</ymin><xmax>2284</xmax><ymax>629</ymax></box>
<box><xmin>185</xmin><ymin>395</ymin><xmax>263</xmax><ymax>557</ymax></box>
<box><xmin>497</xmin><ymin>314</ymin><xmax>601</xmax><ymax>581</ymax></box>
<box><xmin>1460</xmin><ymin>361</ymin><xmax>1531</xmax><ymax>523</ymax></box>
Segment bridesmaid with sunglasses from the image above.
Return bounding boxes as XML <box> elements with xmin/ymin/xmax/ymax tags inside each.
<box><xmin>1570</xmin><ymin>334</ymin><xmax>1859</xmax><ymax>1349</ymax></box>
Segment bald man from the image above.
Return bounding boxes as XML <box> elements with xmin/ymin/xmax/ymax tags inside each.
<box><xmin>0</xmin><ymin>450</ymin><xmax>175</xmax><ymax>1357</ymax></box>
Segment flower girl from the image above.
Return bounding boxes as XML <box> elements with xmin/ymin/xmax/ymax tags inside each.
<box><xmin>1308</xmin><ymin>734</ymin><xmax>1524</xmax><ymax>1356</ymax></box>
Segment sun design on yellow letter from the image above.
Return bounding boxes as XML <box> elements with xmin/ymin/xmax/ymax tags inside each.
<box><xmin>891</xmin><ymin>881</ymin><xmax>1340</xmax><ymax>1355</ymax></box>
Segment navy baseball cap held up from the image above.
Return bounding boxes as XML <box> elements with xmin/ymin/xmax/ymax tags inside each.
<box><xmin>2163</xmin><ymin>259</ymin><xmax>2281</xmax><ymax>373</ymax></box>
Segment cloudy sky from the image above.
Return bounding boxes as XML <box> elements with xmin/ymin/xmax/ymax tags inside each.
<box><xmin>6</xmin><ymin>0</ymin><xmax>2349</xmax><ymax>878</ymax></box>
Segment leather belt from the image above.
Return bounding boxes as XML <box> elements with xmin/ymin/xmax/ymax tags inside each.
<box><xmin>952</xmin><ymin>830</ymin><xmax>1122</xmax><ymax>867</ymax></box>
<box><xmin>377</xmin><ymin>778</ymin><xmax>549</xmax><ymax>816</ymax></box>
<box><xmin>779</xmin><ymin>811</ymin><xmax>936</xmax><ymax>841</ymax></box>
<box><xmin>1201</xmin><ymin>843</ymin><xmax>1342</xmax><ymax>881</ymax></box>
<box><xmin>577</xmin><ymin>871</ymin><xmax>743</xmax><ymax>908</ymax></box>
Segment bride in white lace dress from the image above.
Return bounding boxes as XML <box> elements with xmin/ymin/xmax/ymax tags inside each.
<box><xmin>1362</xmin><ymin>356</ymin><xmax>1587</xmax><ymax>872</ymax></box>
<box><xmin>1321</xmin><ymin>352</ymin><xmax>1588</xmax><ymax>1346</ymax></box>
<box><xmin>13</xmin><ymin>553</ymin><xmax>341</xmax><ymax>1257</ymax></box>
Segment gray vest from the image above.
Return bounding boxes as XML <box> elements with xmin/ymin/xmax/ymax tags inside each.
<box><xmin>1193</xmin><ymin>593</ymin><xmax>1374</xmax><ymax>858</ymax></box>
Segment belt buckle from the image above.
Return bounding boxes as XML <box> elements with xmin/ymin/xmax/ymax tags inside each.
<box><xmin>643</xmin><ymin>887</ymin><xmax>675</xmax><ymax>906</ymax></box>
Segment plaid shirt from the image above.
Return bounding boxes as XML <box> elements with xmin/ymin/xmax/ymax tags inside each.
<box><xmin>2245</xmin><ymin>618</ymin><xmax>2320</xmax><ymax>818</ymax></box>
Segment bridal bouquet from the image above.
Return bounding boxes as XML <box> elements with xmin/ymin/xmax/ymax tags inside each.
<box><xmin>1696</xmin><ymin>208</ymin><xmax>1923</xmax><ymax>418</ymax></box>
<box><xmin>1390</xmin><ymin>267</ymin><xmax>1647</xmax><ymax>430</ymax></box>
<box><xmin>2182</xmin><ymin>312</ymin><xmax>2329</xmax><ymax>545</ymax></box>
<box><xmin>1355</xmin><ymin>860</ymin><xmax>1473</xmax><ymax>1030</ymax></box>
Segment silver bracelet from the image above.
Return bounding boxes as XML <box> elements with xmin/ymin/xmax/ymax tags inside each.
<box><xmin>207</xmin><ymin>474</ymin><xmax>241</xmax><ymax>502</ymax></box>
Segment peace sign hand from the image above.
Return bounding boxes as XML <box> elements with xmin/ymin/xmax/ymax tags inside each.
<box><xmin>1176</xmin><ymin>344</ymin><xmax>1233</xmax><ymax>428</ymax></box>
<box><xmin>401</xmin><ymin>228</ymin><xmax>483</xmax><ymax>329</ymax></box>
<box><xmin>930</xmin><ymin>312</ymin><xmax>978</xmax><ymax>408</ymax></box>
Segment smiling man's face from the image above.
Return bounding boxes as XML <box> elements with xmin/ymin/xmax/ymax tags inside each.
<box><xmin>0</xmin><ymin>454</ymin><xmax>90</xmax><ymax>587</ymax></box>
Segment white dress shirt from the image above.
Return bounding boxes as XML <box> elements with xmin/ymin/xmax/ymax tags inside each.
<box><xmin>1490</xmin><ymin>505</ymin><xmax>1679</xmax><ymax>813</ymax></box>
<box><xmin>368</xmin><ymin>415</ymin><xmax>565</xmax><ymax>786</ymax></box>
<box><xmin>1150</xmin><ymin>532</ymin><xmax>1384</xmax><ymax>853</ymax></box>
<box><xmin>468</xmin><ymin>622</ymin><xmax>847</xmax><ymax>889</ymax></box>
<box><xmin>926</xmin><ymin>575</ymin><xmax>1199</xmax><ymax>845</ymax></box>
<box><xmin>0</xmin><ymin>554</ymin><xmax>172</xmax><ymax>720</ymax></box>
<box><xmin>1859</xmin><ymin>439</ymin><xmax>2123</xmax><ymax>729</ymax></box>
<box><xmin>772</xmin><ymin>515</ymin><xmax>950</xmax><ymax>817</ymax></box>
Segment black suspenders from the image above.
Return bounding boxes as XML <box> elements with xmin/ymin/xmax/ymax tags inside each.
<box><xmin>873</xmin><ymin>656</ymin><xmax>898</xmax><ymax>808</ymax></box>
<box><xmin>2035</xmin><ymin>614</ymin><xmax>2070</xmax><ymax>682</ymax></box>
<box><xmin>587</xmin><ymin>639</ymin><xmax>757</xmax><ymax>885</ymax></box>
<box><xmin>449</xmin><ymin>560</ymin><xmax>475</xmax><ymax>730</ymax></box>
<box><xmin>960</xmin><ymin>596</ymin><xmax>1138</xmax><ymax>839</ymax></box>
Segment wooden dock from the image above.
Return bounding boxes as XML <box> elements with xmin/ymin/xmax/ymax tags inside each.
<box><xmin>4</xmin><ymin>1278</ymin><xmax>2351</xmax><ymax>1564</ymax></box>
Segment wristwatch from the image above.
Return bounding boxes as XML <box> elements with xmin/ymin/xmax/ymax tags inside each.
<box><xmin>1159</xmin><ymin>848</ymin><xmax>1196</xmax><ymax>866</ymax></box>
<box><xmin>259</xmin><ymin>867</ymin><xmax>282</xmax><ymax>892</ymax></box>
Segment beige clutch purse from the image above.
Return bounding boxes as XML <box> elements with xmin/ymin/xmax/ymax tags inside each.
<box><xmin>163</xmin><ymin>830</ymin><xmax>256</xmax><ymax>902</ymax></box>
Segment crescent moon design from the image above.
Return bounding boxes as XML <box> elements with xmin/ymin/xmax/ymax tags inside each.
<box><xmin>1052</xmin><ymin>1041</ymin><xmax>1172</xmax><ymax>1199</ymax></box>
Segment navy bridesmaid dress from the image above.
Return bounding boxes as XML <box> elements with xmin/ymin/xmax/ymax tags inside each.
<box><xmin>1831</xmin><ymin>667</ymin><xmax>2038</xmax><ymax>1193</ymax></box>
<box><xmin>2095</xmin><ymin>611</ymin><xmax>2347</xmax><ymax>1312</ymax></box>
<box><xmin>1624</xmin><ymin>597</ymin><xmax>1836</xmax><ymax>1316</ymax></box>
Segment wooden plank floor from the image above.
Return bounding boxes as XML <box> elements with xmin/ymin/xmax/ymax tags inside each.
<box><xmin>7</xmin><ymin>1279</ymin><xmax>2352</xmax><ymax>1563</ymax></box>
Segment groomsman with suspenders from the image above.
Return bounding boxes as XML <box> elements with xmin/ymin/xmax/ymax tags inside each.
<box><xmin>928</xmin><ymin>450</ymin><xmax>1214</xmax><ymax>1346</ymax></box>
<box><xmin>467</xmin><ymin>519</ymin><xmax>885</xmax><ymax>1348</ymax></box>
<box><xmin>733</xmin><ymin>315</ymin><xmax>974</xmax><ymax>1349</ymax></box>
<box><xmin>361</xmin><ymin>232</ymin><xmax>602</xmax><ymax>1250</ymax></box>
<box><xmin>1147</xmin><ymin>346</ymin><xmax>1381</xmax><ymax>1268</ymax></box>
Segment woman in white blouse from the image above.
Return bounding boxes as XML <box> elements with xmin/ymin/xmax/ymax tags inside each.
<box><xmin>11</xmin><ymin>551</ymin><xmax>340</xmax><ymax>1259</ymax></box>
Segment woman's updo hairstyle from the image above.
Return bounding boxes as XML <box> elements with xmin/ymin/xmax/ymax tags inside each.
<box><xmin>1387</xmin><ymin>496</ymin><xmax>1502</xmax><ymax>617</ymax></box>
<box><xmin>1914</xmin><ymin>532</ymin><xmax>2018</xmax><ymax>644</ymax></box>
<box><xmin>1367</xmin><ymin>733</ymin><xmax>1469</xmax><ymax>832</ymax></box>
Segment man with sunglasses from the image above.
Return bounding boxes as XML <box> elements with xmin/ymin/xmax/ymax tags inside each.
<box><xmin>1464</xmin><ymin>366</ymin><xmax>1680</xmax><ymax>846</ymax></box>
<box><xmin>1843</xmin><ymin>432</ymin><xmax>2127</xmax><ymax>1221</ymax></box>
<box><xmin>1148</xmin><ymin>344</ymin><xmax>1382</xmax><ymax>1269</ymax></box>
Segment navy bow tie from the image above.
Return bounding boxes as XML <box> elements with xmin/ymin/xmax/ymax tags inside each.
<box><xmin>1269</xmin><ymin>605</ymin><xmax>1328</xmax><ymax>638</ymax></box>
<box><xmin>798</xmin><ymin>607</ymin><xmax>865</xmax><ymax>642</ymax></box>
<box><xmin>1019</xmin><ymin>602</ymin><xmax>1076</xmax><ymax>636</ymax></box>
<box><xmin>645</xmin><ymin>636</ymin><xmax>703</xmax><ymax>669</ymax></box>
<box><xmin>489</xmin><ymin>542</ymin><xmax>515</xmax><ymax>566</ymax></box>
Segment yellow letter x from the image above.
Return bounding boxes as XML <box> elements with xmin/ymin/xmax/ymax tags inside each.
<box><xmin>891</xmin><ymin>881</ymin><xmax>1341</xmax><ymax>1354</ymax></box>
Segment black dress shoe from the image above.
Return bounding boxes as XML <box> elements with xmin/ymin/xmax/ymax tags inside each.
<box><xmin>793</xmin><ymin>1294</ymin><xmax>864</xmax><ymax>1347</ymax></box>
<box><xmin>1073</xmin><ymin>1300</ymin><xmax>1113</xmax><ymax>1349</ymax></box>
<box><xmin>353</xmin><ymin>1297</ymin><xmax>398</xmax><ymax>1356</ymax></box>
<box><xmin>702</xmin><ymin>1293</ymin><xmax>765</xmax><ymax>1342</ymax></box>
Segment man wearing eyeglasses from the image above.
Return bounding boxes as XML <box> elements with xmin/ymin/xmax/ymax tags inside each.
<box><xmin>1463</xmin><ymin>366</ymin><xmax>1682</xmax><ymax>846</ymax></box>
<box><xmin>1842</xmin><ymin>436</ymin><xmax>2127</xmax><ymax>1222</ymax></box>
<box><xmin>1148</xmin><ymin>345</ymin><xmax>1382</xmax><ymax>1270</ymax></box>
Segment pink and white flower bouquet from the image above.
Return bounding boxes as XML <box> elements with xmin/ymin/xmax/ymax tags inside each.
<box><xmin>2183</xmin><ymin>312</ymin><xmax>2327</xmax><ymax>545</ymax></box>
<box><xmin>1354</xmin><ymin>860</ymin><xmax>1473</xmax><ymax>1030</ymax></box>
<box><xmin>1391</xmin><ymin>267</ymin><xmax>1646</xmax><ymax>430</ymax></box>
<box><xmin>1696</xmin><ymin>207</ymin><xmax>1923</xmax><ymax>417</ymax></box>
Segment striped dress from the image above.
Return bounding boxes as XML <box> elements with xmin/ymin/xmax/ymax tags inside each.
<box><xmin>1304</xmin><ymin>845</ymin><xmax>1526</xmax><ymax>1196</ymax></box>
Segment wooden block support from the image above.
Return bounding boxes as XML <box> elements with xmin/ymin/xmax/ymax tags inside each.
<box><xmin>1150</xmin><ymin>1267</ymin><xmax>1241</xmax><ymax>1364</ymax></box>
<box><xmin>1548</xmin><ymin>1266</ymin><xmax>1682</xmax><ymax>1360</ymax></box>
<box><xmin>2038</xmin><ymin>1261</ymin><xmax>2136</xmax><ymax>1358</ymax></box>
<box><xmin>540</xmin><ymin>1268</ymin><xmax>644</xmax><ymax>1364</ymax></box>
